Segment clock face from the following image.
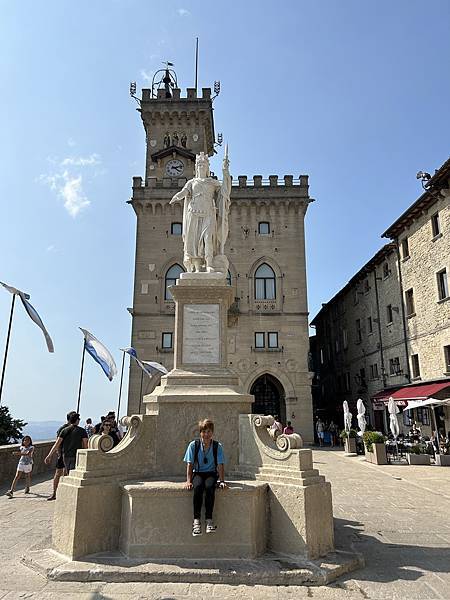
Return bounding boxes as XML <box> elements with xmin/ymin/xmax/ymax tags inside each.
<box><xmin>166</xmin><ymin>159</ymin><xmax>184</xmax><ymax>176</ymax></box>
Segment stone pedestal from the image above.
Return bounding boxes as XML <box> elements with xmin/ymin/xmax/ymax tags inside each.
<box><xmin>144</xmin><ymin>274</ymin><xmax>253</xmax><ymax>476</ymax></box>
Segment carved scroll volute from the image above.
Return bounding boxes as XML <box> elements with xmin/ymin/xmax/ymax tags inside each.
<box><xmin>88</xmin><ymin>433</ymin><xmax>114</xmax><ymax>453</ymax></box>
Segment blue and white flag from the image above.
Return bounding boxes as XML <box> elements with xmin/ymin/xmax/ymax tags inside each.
<box><xmin>0</xmin><ymin>281</ymin><xmax>30</xmax><ymax>299</ymax></box>
<box><xmin>142</xmin><ymin>360</ymin><xmax>168</xmax><ymax>376</ymax></box>
<box><xmin>120</xmin><ymin>347</ymin><xmax>167</xmax><ymax>379</ymax></box>
<box><xmin>1</xmin><ymin>281</ymin><xmax>54</xmax><ymax>352</ymax></box>
<box><xmin>81</xmin><ymin>328</ymin><xmax>117</xmax><ymax>381</ymax></box>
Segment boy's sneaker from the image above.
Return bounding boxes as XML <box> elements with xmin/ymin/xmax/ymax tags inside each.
<box><xmin>5</xmin><ymin>490</ymin><xmax>13</xmax><ymax>498</ymax></box>
<box><xmin>24</xmin><ymin>487</ymin><xmax>30</xmax><ymax>494</ymax></box>
<box><xmin>192</xmin><ymin>519</ymin><xmax>202</xmax><ymax>536</ymax></box>
<box><xmin>206</xmin><ymin>519</ymin><xmax>217</xmax><ymax>534</ymax></box>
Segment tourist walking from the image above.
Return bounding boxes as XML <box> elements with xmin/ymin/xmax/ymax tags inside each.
<box><xmin>283</xmin><ymin>421</ymin><xmax>294</xmax><ymax>434</ymax></box>
<box><xmin>183</xmin><ymin>419</ymin><xmax>226</xmax><ymax>536</ymax></box>
<box><xmin>316</xmin><ymin>418</ymin><xmax>325</xmax><ymax>447</ymax></box>
<box><xmin>270</xmin><ymin>415</ymin><xmax>283</xmax><ymax>439</ymax></box>
<box><xmin>85</xmin><ymin>418</ymin><xmax>95</xmax><ymax>437</ymax></box>
<box><xmin>45</xmin><ymin>412</ymin><xmax>88</xmax><ymax>473</ymax></box>
<box><xmin>6</xmin><ymin>435</ymin><xmax>34</xmax><ymax>498</ymax></box>
<box><xmin>328</xmin><ymin>420</ymin><xmax>338</xmax><ymax>446</ymax></box>
<box><xmin>46</xmin><ymin>411</ymin><xmax>76</xmax><ymax>501</ymax></box>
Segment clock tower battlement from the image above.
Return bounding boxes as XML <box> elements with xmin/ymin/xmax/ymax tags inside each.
<box><xmin>138</xmin><ymin>86</ymin><xmax>215</xmax><ymax>183</ymax></box>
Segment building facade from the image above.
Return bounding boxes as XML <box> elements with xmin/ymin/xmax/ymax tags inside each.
<box><xmin>127</xmin><ymin>79</ymin><xmax>314</xmax><ymax>441</ymax></box>
<box><xmin>311</xmin><ymin>157</ymin><xmax>450</xmax><ymax>437</ymax></box>
<box><xmin>310</xmin><ymin>244</ymin><xmax>410</xmax><ymax>432</ymax></box>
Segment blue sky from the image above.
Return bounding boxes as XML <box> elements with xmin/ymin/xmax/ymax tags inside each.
<box><xmin>1</xmin><ymin>0</ymin><xmax>449</xmax><ymax>423</ymax></box>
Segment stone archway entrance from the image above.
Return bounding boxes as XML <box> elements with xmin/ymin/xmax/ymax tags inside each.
<box><xmin>250</xmin><ymin>373</ymin><xmax>286</xmax><ymax>425</ymax></box>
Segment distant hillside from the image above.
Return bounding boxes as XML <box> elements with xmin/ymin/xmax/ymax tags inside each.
<box><xmin>21</xmin><ymin>421</ymin><xmax>62</xmax><ymax>442</ymax></box>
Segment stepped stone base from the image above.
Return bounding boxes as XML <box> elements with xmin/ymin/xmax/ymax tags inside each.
<box><xmin>23</xmin><ymin>547</ymin><xmax>364</xmax><ymax>586</ymax></box>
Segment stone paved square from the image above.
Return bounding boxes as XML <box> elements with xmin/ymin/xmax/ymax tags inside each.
<box><xmin>1</xmin><ymin>448</ymin><xmax>449</xmax><ymax>598</ymax></box>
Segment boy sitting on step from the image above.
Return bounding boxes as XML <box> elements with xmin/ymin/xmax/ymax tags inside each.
<box><xmin>183</xmin><ymin>419</ymin><xmax>227</xmax><ymax>536</ymax></box>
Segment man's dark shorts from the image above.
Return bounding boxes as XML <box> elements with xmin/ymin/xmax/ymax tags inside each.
<box><xmin>64</xmin><ymin>456</ymin><xmax>76</xmax><ymax>472</ymax></box>
<box><xmin>56</xmin><ymin>455</ymin><xmax>65</xmax><ymax>470</ymax></box>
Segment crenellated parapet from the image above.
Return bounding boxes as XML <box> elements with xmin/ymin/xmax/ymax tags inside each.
<box><xmin>129</xmin><ymin>173</ymin><xmax>313</xmax><ymax>218</ymax></box>
<box><xmin>236</xmin><ymin>175</ymin><xmax>309</xmax><ymax>189</ymax></box>
<box><xmin>142</xmin><ymin>87</ymin><xmax>212</xmax><ymax>102</ymax></box>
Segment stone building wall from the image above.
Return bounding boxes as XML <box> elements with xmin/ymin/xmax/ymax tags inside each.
<box><xmin>396</xmin><ymin>189</ymin><xmax>450</xmax><ymax>380</ymax></box>
<box><xmin>312</xmin><ymin>159</ymin><xmax>450</xmax><ymax>435</ymax></box>
<box><xmin>311</xmin><ymin>244</ymin><xmax>408</xmax><ymax>429</ymax></box>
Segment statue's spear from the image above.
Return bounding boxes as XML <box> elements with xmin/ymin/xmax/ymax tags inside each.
<box><xmin>221</xmin><ymin>144</ymin><xmax>230</xmax><ymax>255</ymax></box>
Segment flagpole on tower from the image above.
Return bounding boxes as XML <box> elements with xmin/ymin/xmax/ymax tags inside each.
<box><xmin>0</xmin><ymin>294</ymin><xmax>16</xmax><ymax>406</ymax></box>
<box><xmin>116</xmin><ymin>351</ymin><xmax>126</xmax><ymax>419</ymax></box>
<box><xmin>194</xmin><ymin>37</ymin><xmax>199</xmax><ymax>92</ymax></box>
<box><xmin>76</xmin><ymin>341</ymin><xmax>86</xmax><ymax>414</ymax></box>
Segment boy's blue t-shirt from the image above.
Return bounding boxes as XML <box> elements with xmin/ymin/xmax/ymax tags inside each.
<box><xmin>183</xmin><ymin>440</ymin><xmax>225</xmax><ymax>472</ymax></box>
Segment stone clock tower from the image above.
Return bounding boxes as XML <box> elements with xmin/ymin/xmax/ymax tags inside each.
<box><xmin>128</xmin><ymin>71</ymin><xmax>315</xmax><ymax>443</ymax></box>
<box><xmin>140</xmin><ymin>86</ymin><xmax>215</xmax><ymax>182</ymax></box>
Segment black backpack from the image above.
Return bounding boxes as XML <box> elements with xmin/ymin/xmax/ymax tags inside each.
<box><xmin>193</xmin><ymin>439</ymin><xmax>218</xmax><ymax>472</ymax></box>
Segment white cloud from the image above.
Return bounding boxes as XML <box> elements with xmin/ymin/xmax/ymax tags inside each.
<box><xmin>39</xmin><ymin>152</ymin><xmax>101</xmax><ymax>218</ymax></box>
<box><xmin>46</xmin><ymin>245</ymin><xmax>56</xmax><ymax>252</ymax></box>
<box><xmin>60</xmin><ymin>153</ymin><xmax>100</xmax><ymax>167</ymax></box>
<box><xmin>60</xmin><ymin>173</ymin><xmax>90</xmax><ymax>217</ymax></box>
<box><xmin>67</xmin><ymin>138</ymin><xmax>76</xmax><ymax>147</ymax></box>
<box><xmin>177</xmin><ymin>8</ymin><xmax>190</xmax><ymax>16</ymax></box>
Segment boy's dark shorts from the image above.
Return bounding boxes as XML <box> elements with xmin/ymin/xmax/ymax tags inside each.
<box><xmin>64</xmin><ymin>456</ymin><xmax>76</xmax><ymax>472</ymax></box>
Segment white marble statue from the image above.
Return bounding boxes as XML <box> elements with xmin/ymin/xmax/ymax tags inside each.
<box><xmin>169</xmin><ymin>148</ymin><xmax>231</xmax><ymax>274</ymax></box>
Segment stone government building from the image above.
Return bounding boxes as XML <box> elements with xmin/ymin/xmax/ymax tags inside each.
<box><xmin>127</xmin><ymin>76</ymin><xmax>314</xmax><ymax>442</ymax></box>
<box><xmin>311</xmin><ymin>157</ymin><xmax>450</xmax><ymax>437</ymax></box>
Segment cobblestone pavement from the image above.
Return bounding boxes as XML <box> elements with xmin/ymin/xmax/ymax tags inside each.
<box><xmin>1</xmin><ymin>449</ymin><xmax>449</xmax><ymax>599</ymax></box>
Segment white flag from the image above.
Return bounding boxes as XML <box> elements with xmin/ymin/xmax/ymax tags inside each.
<box><xmin>1</xmin><ymin>281</ymin><xmax>54</xmax><ymax>352</ymax></box>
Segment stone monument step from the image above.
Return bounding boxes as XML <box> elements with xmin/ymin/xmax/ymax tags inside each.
<box><xmin>120</xmin><ymin>479</ymin><xmax>267</xmax><ymax>559</ymax></box>
<box><xmin>23</xmin><ymin>547</ymin><xmax>364</xmax><ymax>586</ymax></box>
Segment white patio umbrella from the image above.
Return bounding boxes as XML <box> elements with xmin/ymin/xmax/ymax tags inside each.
<box><xmin>387</xmin><ymin>397</ymin><xmax>400</xmax><ymax>439</ymax></box>
<box><xmin>356</xmin><ymin>398</ymin><xmax>367</xmax><ymax>436</ymax></box>
<box><xmin>343</xmin><ymin>400</ymin><xmax>352</xmax><ymax>433</ymax></box>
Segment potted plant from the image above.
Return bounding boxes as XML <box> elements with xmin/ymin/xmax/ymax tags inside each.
<box><xmin>340</xmin><ymin>429</ymin><xmax>358</xmax><ymax>454</ymax></box>
<box><xmin>435</xmin><ymin>453</ymin><xmax>450</xmax><ymax>466</ymax></box>
<box><xmin>406</xmin><ymin>444</ymin><xmax>430</xmax><ymax>465</ymax></box>
<box><xmin>363</xmin><ymin>431</ymin><xmax>387</xmax><ymax>465</ymax></box>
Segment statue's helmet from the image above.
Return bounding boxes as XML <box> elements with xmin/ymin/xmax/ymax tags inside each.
<box><xmin>195</xmin><ymin>152</ymin><xmax>210</xmax><ymax>176</ymax></box>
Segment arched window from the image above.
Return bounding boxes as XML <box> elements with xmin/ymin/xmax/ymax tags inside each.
<box><xmin>254</xmin><ymin>263</ymin><xmax>276</xmax><ymax>300</ymax></box>
<box><xmin>165</xmin><ymin>264</ymin><xmax>184</xmax><ymax>300</ymax></box>
<box><xmin>226</xmin><ymin>270</ymin><xmax>232</xmax><ymax>286</ymax></box>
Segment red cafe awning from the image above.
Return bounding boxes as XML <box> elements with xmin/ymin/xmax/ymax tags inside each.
<box><xmin>391</xmin><ymin>382</ymin><xmax>450</xmax><ymax>401</ymax></box>
<box><xmin>371</xmin><ymin>382</ymin><xmax>450</xmax><ymax>408</ymax></box>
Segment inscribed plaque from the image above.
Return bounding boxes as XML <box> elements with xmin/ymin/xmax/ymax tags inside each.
<box><xmin>183</xmin><ymin>304</ymin><xmax>220</xmax><ymax>364</ymax></box>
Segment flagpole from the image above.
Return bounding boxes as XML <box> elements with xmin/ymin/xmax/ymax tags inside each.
<box><xmin>76</xmin><ymin>342</ymin><xmax>86</xmax><ymax>414</ymax></box>
<box><xmin>138</xmin><ymin>369</ymin><xmax>144</xmax><ymax>414</ymax></box>
<box><xmin>0</xmin><ymin>294</ymin><xmax>16</xmax><ymax>406</ymax></box>
<box><xmin>116</xmin><ymin>351</ymin><xmax>126</xmax><ymax>419</ymax></box>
